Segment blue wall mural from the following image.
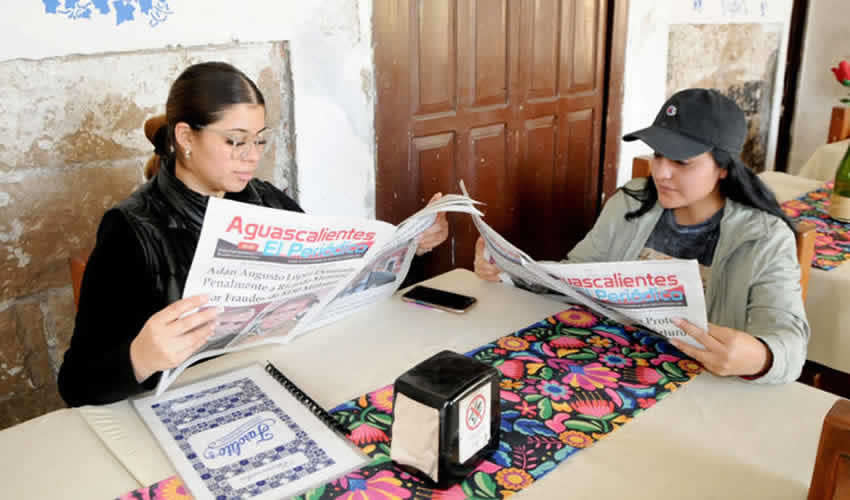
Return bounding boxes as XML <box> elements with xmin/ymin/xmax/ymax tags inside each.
<box><xmin>42</xmin><ymin>0</ymin><xmax>173</xmax><ymax>26</ymax></box>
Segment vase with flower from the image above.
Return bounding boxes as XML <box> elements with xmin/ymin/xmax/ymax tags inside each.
<box><xmin>828</xmin><ymin>60</ymin><xmax>850</xmax><ymax>222</ymax></box>
<box><xmin>832</xmin><ymin>60</ymin><xmax>850</xmax><ymax>104</ymax></box>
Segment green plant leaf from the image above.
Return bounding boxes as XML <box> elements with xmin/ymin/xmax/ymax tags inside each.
<box><xmin>462</xmin><ymin>480</ymin><xmax>476</xmax><ymax>497</ymax></box>
<box><xmin>366</xmin><ymin>412</ymin><xmax>393</xmax><ymax>427</ymax></box>
<box><xmin>566</xmin><ymin>352</ymin><xmax>597</xmax><ymax>360</ymax></box>
<box><xmin>473</xmin><ymin>471</ymin><xmax>498</xmax><ymax>497</ymax></box>
<box><xmin>525</xmin><ymin>394</ymin><xmax>544</xmax><ymax>403</ymax></box>
<box><xmin>662</xmin><ymin>361</ymin><xmax>685</xmax><ymax>379</ymax></box>
<box><xmin>629</xmin><ymin>352</ymin><xmax>655</xmax><ymax>359</ymax></box>
<box><xmin>369</xmin><ymin>454</ymin><xmax>392</xmax><ymax>466</ymax></box>
<box><xmin>564</xmin><ymin>419</ymin><xmax>601</xmax><ymax>432</ymax></box>
<box><xmin>538</xmin><ymin>398</ymin><xmax>553</xmax><ymax>419</ymax></box>
<box><xmin>305</xmin><ymin>485</ymin><xmax>326</xmax><ymax>500</ymax></box>
<box><xmin>540</xmin><ymin>366</ymin><xmax>554</xmax><ymax>380</ymax></box>
<box><xmin>564</xmin><ymin>327</ymin><xmax>592</xmax><ymax>336</ymax></box>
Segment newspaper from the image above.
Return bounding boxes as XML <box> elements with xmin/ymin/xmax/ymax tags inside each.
<box><xmin>460</xmin><ymin>182</ymin><xmax>707</xmax><ymax>348</ymax></box>
<box><xmin>155</xmin><ymin>195</ymin><xmax>482</xmax><ymax>394</ymax></box>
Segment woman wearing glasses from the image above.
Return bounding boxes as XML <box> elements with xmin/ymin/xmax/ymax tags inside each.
<box><xmin>58</xmin><ymin>62</ymin><xmax>449</xmax><ymax>406</ymax></box>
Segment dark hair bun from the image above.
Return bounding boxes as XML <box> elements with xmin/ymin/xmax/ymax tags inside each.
<box><xmin>144</xmin><ymin>114</ymin><xmax>169</xmax><ymax>155</ymax></box>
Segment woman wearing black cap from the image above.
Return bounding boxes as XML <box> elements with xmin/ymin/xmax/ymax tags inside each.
<box><xmin>475</xmin><ymin>88</ymin><xmax>808</xmax><ymax>385</ymax></box>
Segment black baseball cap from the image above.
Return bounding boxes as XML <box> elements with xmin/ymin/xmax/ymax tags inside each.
<box><xmin>623</xmin><ymin>88</ymin><xmax>747</xmax><ymax>162</ymax></box>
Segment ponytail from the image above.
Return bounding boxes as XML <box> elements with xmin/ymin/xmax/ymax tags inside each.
<box><xmin>143</xmin><ymin>114</ymin><xmax>169</xmax><ymax>179</ymax></box>
<box><xmin>714</xmin><ymin>150</ymin><xmax>795</xmax><ymax>232</ymax></box>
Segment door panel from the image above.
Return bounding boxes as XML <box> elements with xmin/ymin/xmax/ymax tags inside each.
<box><xmin>522</xmin><ymin>0</ymin><xmax>561</xmax><ymax>100</ymax></box>
<box><xmin>469</xmin><ymin>0</ymin><xmax>509</xmax><ymax>108</ymax></box>
<box><xmin>376</xmin><ymin>0</ymin><xmax>609</xmax><ymax>279</ymax></box>
<box><xmin>412</xmin><ymin>132</ymin><xmax>457</xmax><ymax>272</ymax></box>
<box><xmin>567</xmin><ymin>0</ymin><xmax>599</xmax><ymax>92</ymax></box>
<box><xmin>413</xmin><ymin>0</ymin><xmax>457</xmax><ymax>115</ymax></box>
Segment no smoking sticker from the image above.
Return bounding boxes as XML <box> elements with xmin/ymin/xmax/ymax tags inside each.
<box><xmin>459</xmin><ymin>384</ymin><xmax>491</xmax><ymax>463</ymax></box>
<box><xmin>466</xmin><ymin>394</ymin><xmax>486</xmax><ymax>430</ymax></box>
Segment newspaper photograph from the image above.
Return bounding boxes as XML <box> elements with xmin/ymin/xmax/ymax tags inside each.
<box><xmin>156</xmin><ymin>195</ymin><xmax>481</xmax><ymax>394</ymax></box>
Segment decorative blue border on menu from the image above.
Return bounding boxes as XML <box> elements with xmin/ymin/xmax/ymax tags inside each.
<box><xmin>150</xmin><ymin>377</ymin><xmax>336</xmax><ymax>498</ymax></box>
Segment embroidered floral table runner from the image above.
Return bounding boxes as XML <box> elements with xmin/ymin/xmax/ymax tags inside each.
<box><xmin>117</xmin><ymin>306</ymin><xmax>701</xmax><ymax>500</ymax></box>
<box><xmin>781</xmin><ymin>181</ymin><xmax>850</xmax><ymax>270</ymax></box>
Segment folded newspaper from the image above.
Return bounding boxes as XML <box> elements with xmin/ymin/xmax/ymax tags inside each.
<box><xmin>460</xmin><ymin>181</ymin><xmax>708</xmax><ymax>348</ymax></box>
<box><xmin>155</xmin><ymin>195</ymin><xmax>482</xmax><ymax>394</ymax></box>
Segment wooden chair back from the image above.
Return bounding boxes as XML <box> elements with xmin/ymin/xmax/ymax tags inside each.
<box><xmin>828</xmin><ymin>106</ymin><xmax>850</xmax><ymax>144</ymax></box>
<box><xmin>630</xmin><ymin>155</ymin><xmax>815</xmax><ymax>301</ymax></box>
<box><xmin>808</xmin><ymin>399</ymin><xmax>850</xmax><ymax>500</ymax></box>
<box><xmin>69</xmin><ymin>251</ymin><xmax>89</xmax><ymax>310</ymax></box>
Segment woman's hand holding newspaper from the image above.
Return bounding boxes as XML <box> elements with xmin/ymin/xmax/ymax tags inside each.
<box><xmin>129</xmin><ymin>295</ymin><xmax>218</xmax><ymax>383</ymax></box>
<box><xmin>670</xmin><ymin>318</ymin><xmax>772</xmax><ymax>378</ymax></box>
<box><xmin>415</xmin><ymin>192</ymin><xmax>449</xmax><ymax>255</ymax></box>
<box><xmin>473</xmin><ymin>236</ymin><xmax>502</xmax><ymax>282</ymax></box>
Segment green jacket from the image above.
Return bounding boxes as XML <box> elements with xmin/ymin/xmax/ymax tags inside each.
<box><xmin>567</xmin><ymin>178</ymin><xmax>809</xmax><ymax>384</ymax></box>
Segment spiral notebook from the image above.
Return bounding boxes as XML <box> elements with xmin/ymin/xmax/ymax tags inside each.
<box><xmin>133</xmin><ymin>363</ymin><xmax>368</xmax><ymax>500</ymax></box>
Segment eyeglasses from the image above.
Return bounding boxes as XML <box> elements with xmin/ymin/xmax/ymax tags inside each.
<box><xmin>200</xmin><ymin>126</ymin><xmax>274</xmax><ymax>160</ymax></box>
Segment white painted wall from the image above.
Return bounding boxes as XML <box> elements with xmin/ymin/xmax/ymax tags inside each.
<box><xmin>1</xmin><ymin>0</ymin><xmax>376</xmax><ymax>218</ymax></box>
<box><xmin>620</xmin><ymin>0</ymin><xmax>793</xmax><ymax>186</ymax></box>
<box><xmin>787</xmin><ymin>0</ymin><xmax>850</xmax><ymax>174</ymax></box>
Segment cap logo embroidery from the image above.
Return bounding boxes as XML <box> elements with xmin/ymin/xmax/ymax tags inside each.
<box><xmin>666</xmin><ymin>105</ymin><xmax>677</xmax><ymax>117</ymax></box>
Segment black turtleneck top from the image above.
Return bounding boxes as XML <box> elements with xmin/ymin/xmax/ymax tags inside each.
<box><xmin>57</xmin><ymin>163</ymin><xmax>302</xmax><ymax>406</ymax></box>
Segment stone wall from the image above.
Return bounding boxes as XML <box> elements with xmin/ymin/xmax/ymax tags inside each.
<box><xmin>0</xmin><ymin>42</ymin><xmax>294</xmax><ymax>429</ymax></box>
<box><xmin>667</xmin><ymin>23</ymin><xmax>781</xmax><ymax>172</ymax></box>
<box><xmin>618</xmin><ymin>0</ymin><xmax>793</xmax><ymax>184</ymax></box>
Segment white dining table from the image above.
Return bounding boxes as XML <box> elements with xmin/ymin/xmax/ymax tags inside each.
<box><xmin>759</xmin><ymin>170</ymin><xmax>850</xmax><ymax>375</ymax></box>
<box><xmin>0</xmin><ymin>269</ymin><xmax>841</xmax><ymax>499</ymax></box>
<box><xmin>796</xmin><ymin>138</ymin><xmax>849</xmax><ymax>181</ymax></box>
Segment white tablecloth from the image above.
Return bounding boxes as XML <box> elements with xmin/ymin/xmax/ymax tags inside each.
<box><xmin>797</xmin><ymin>139</ymin><xmax>849</xmax><ymax>181</ymax></box>
<box><xmin>0</xmin><ymin>408</ymin><xmax>140</xmax><ymax>499</ymax></box>
<box><xmin>0</xmin><ymin>269</ymin><xmax>841</xmax><ymax>499</ymax></box>
<box><xmin>760</xmin><ymin>170</ymin><xmax>850</xmax><ymax>374</ymax></box>
<box><xmin>80</xmin><ymin>270</ymin><xmax>839</xmax><ymax>499</ymax></box>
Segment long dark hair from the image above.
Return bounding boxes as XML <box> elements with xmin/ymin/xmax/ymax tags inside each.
<box><xmin>144</xmin><ymin>61</ymin><xmax>265</xmax><ymax>179</ymax></box>
<box><xmin>623</xmin><ymin>150</ymin><xmax>795</xmax><ymax>232</ymax></box>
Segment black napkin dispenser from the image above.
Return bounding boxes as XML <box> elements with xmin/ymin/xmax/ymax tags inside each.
<box><xmin>390</xmin><ymin>350</ymin><xmax>500</xmax><ymax>488</ymax></box>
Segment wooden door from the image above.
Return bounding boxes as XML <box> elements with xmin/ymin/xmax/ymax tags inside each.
<box><xmin>375</xmin><ymin>0</ymin><xmax>609</xmax><ymax>278</ymax></box>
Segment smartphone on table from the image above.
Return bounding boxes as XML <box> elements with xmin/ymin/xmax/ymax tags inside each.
<box><xmin>401</xmin><ymin>285</ymin><xmax>477</xmax><ymax>313</ymax></box>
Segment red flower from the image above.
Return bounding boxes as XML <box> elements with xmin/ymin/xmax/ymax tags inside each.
<box><xmin>498</xmin><ymin>359</ymin><xmax>525</xmax><ymax>379</ymax></box>
<box><xmin>637</xmin><ymin>397</ymin><xmax>656</xmax><ymax>409</ymax></box>
<box><xmin>634</xmin><ymin>366</ymin><xmax>662</xmax><ymax>385</ymax></box>
<box><xmin>515</xmin><ymin>400</ymin><xmax>538</xmax><ymax>417</ymax></box>
<box><xmin>832</xmin><ymin>60</ymin><xmax>850</xmax><ymax>85</ymax></box>
<box><xmin>349</xmin><ymin>423</ymin><xmax>390</xmax><ymax>445</ymax></box>
<box><xmin>571</xmin><ymin>397</ymin><xmax>615</xmax><ymax>418</ymax></box>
